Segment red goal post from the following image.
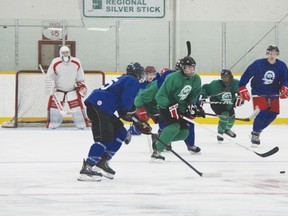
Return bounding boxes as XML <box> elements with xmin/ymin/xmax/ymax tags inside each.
<box><xmin>2</xmin><ymin>70</ymin><xmax>105</xmax><ymax>128</ymax></box>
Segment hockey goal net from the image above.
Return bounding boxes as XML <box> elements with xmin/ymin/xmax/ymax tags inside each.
<box><xmin>2</xmin><ymin>70</ymin><xmax>105</xmax><ymax>128</ymax></box>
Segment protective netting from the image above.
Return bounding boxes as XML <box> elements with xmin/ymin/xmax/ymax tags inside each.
<box><xmin>2</xmin><ymin>70</ymin><xmax>105</xmax><ymax>128</ymax></box>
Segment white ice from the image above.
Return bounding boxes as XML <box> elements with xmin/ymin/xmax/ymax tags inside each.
<box><xmin>0</xmin><ymin>124</ymin><xmax>287</xmax><ymax>216</ymax></box>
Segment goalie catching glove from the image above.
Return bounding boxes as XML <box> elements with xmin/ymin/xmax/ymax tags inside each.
<box><xmin>44</xmin><ymin>77</ymin><xmax>54</xmax><ymax>95</ymax></box>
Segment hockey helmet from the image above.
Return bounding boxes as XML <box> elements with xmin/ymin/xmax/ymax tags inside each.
<box><xmin>266</xmin><ymin>45</ymin><xmax>279</xmax><ymax>55</ymax></box>
<box><xmin>175</xmin><ymin>59</ymin><xmax>182</xmax><ymax>70</ymax></box>
<box><xmin>220</xmin><ymin>69</ymin><xmax>233</xmax><ymax>86</ymax></box>
<box><xmin>145</xmin><ymin>66</ymin><xmax>156</xmax><ymax>74</ymax></box>
<box><xmin>126</xmin><ymin>62</ymin><xmax>145</xmax><ymax>81</ymax></box>
<box><xmin>180</xmin><ymin>56</ymin><xmax>196</xmax><ymax>78</ymax></box>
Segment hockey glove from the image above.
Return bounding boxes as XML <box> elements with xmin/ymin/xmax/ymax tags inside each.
<box><xmin>133</xmin><ymin>119</ymin><xmax>152</xmax><ymax>135</ymax></box>
<box><xmin>280</xmin><ymin>85</ymin><xmax>288</xmax><ymax>99</ymax></box>
<box><xmin>168</xmin><ymin>103</ymin><xmax>179</xmax><ymax>119</ymax></box>
<box><xmin>76</xmin><ymin>81</ymin><xmax>87</xmax><ymax>97</ymax></box>
<box><xmin>188</xmin><ymin>105</ymin><xmax>206</xmax><ymax>118</ymax></box>
<box><xmin>121</xmin><ymin>104</ymin><xmax>137</xmax><ymax>121</ymax></box>
<box><xmin>238</xmin><ymin>86</ymin><xmax>250</xmax><ymax>101</ymax></box>
<box><xmin>135</xmin><ymin>107</ymin><xmax>149</xmax><ymax>121</ymax></box>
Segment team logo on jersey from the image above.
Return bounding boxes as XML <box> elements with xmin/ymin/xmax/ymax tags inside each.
<box><xmin>178</xmin><ymin>85</ymin><xmax>192</xmax><ymax>100</ymax></box>
<box><xmin>97</xmin><ymin>100</ymin><xmax>102</xmax><ymax>106</ymax></box>
<box><xmin>221</xmin><ymin>92</ymin><xmax>232</xmax><ymax>104</ymax></box>
<box><xmin>262</xmin><ymin>70</ymin><xmax>275</xmax><ymax>85</ymax></box>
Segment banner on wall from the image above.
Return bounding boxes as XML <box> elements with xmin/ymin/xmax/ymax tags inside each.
<box><xmin>83</xmin><ymin>0</ymin><xmax>165</xmax><ymax>18</ymax></box>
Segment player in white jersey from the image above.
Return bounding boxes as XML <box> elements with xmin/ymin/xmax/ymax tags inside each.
<box><xmin>45</xmin><ymin>45</ymin><xmax>89</xmax><ymax>129</ymax></box>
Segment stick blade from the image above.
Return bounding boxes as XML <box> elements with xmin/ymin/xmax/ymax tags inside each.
<box><xmin>186</xmin><ymin>41</ymin><xmax>191</xmax><ymax>57</ymax></box>
<box><xmin>201</xmin><ymin>172</ymin><xmax>223</xmax><ymax>178</ymax></box>
<box><xmin>255</xmin><ymin>146</ymin><xmax>279</xmax><ymax>157</ymax></box>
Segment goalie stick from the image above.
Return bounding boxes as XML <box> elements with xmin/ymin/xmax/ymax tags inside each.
<box><xmin>39</xmin><ymin>64</ymin><xmax>67</xmax><ymax>115</ymax></box>
<box><xmin>131</xmin><ymin>116</ymin><xmax>222</xmax><ymax>178</ymax></box>
<box><xmin>181</xmin><ymin>115</ymin><xmax>279</xmax><ymax>158</ymax></box>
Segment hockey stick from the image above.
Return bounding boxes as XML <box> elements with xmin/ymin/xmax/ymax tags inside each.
<box><xmin>39</xmin><ymin>64</ymin><xmax>67</xmax><ymax>115</ymax></box>
<box><xmin>251</xmin><ymin>94</ymin><xmax>280</xmax><ymax>98</ymax></box>
<box><xmin>204</xmin><ymin>108</ymin><xmax>260</xmax><ymax>122</ymax></box>
<box><xmin>131</xmin><ymin>116</ymin><xmax>222</xmax><ymax>178</ymax></box>
<box><xmin>186</xmin><ymin>41</ymin><xmax>191</xmax><ymax>57</ymax></box>
<box><xmin>201</xmin><ymin>100</ymin><xmax>233</xmax><ymax>105</ymax></box>
<box><xmin>181</xmin><ymin>115</ymin><xmax>279</xmax><ymax>158</ymax></box>
<box><xmin>153</xmin><ymin>134</ymin><xmax>222</xmax><ymax>178</ymax></box>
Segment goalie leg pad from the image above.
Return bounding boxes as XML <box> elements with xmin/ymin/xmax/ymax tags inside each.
<box><xmin>46</xmin><ymin>95</ymin><xmax>64</xmax><ymax>129</ymax></box>
<box><xmin>47</xmin><ymin>108</ymin><xmax>63</xmax><ymax>129</ymax></box>
<box><xmin>67</xmin><ymin>91</ymin><xmax>89</xmax><ymax>129</ymax></box>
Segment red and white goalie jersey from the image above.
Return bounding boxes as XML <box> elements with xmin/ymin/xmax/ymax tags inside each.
<box><xmin>47</xmin><ymin>56</ymin><xmax>85</xmax><ymax>92</ymax></box>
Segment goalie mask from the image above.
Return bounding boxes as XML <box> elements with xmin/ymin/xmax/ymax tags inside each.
<box><xmin>221</xmin><ymin>69</ymin><xmax>233</xmax><ymax>87</ymax></box>
<box><xmin>180</xmin><ymin>56</ymin><xmax>196</xmax><ymax>79</ymax></box>
<box><xmin>59</xmin><ymin>45</ymin><xmax>71</xmax><ymax>63</ymax></box>
<box><xmin>126</xmin><ymin>62</ymin><xmax>145</xmax><ymax>81</ymax></box>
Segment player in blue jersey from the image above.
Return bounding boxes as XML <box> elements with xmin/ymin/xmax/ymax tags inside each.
<box><xmin>78</xmin><ymin>62</ymin><xmax>150</xmax><ymax>181</ymax></box>
<box><xmin>238</xmin><ymin>45</ymin><xmax>288</xmax><ymax>146</ymax></box>
<box><xmin>128</xmin><ymin>65</ymin><xmax>159</xmax><ymax>135</ymax></box>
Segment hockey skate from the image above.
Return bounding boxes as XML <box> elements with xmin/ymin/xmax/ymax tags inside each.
<box><xmin>224</xmin><ymin>129</ymin><xmax>236</xmax><ymax>138</ymax></box>
<box><xmin>251</xmin><ymin>131</ymin><xmax>260</xmax><ymax>147</ymax></box>
<box><xmin>150</xmin><ymin>150</ymin><xmax>165</xmax><ymax>162</ymax></box>
<box><xmin>78</xmin><ymin>159</ymin><xmax>102</xmax><ymax>182</ymax></box>
<box><xmin>217</xmin><ymin>133</ymin><xmax>224</xmax><ymax>143</ymax></box>
<box><xmin>95</xmin><ymin>155</ymin><xmax>115</xmax><ymax>179</ymax></box>
<box><xmin>151</xmin><ymin>133</ymin><xmax>171</xmax><ymax>151</ymax></box>
<box><xmin>187</xmin><ymin>145</ymin><xmax>201</xmax><ymax>153</ymax></box>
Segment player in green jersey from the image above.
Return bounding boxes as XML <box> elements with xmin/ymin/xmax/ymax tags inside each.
<box><xmin>201</xmin><ymin>69</ymin><xmax>242</xmax><ymax>142</ymax></box>
<box><xmin>151</xmin><ymin>56</ymin><xmax>202</xmax><ymax>161</ymax></box>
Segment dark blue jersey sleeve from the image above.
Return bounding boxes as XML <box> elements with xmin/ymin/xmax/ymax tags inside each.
<box><xmin>85</xmin><ymin>75</ymin><xmax>139</xmax><ymax>115</ymax></box>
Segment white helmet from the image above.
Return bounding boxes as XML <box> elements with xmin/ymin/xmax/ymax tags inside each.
<box><xmin>59</xmin><ymin>46</ymin><xmax>71</xmax><ymax>63</ymax></box>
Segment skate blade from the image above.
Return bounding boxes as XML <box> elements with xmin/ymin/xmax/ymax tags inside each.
<box><xmin>93</xmin><ymin>167</ymin><xmax>114</xmax><ymax>180</ymax></box>
<box><xmin>251</xmin><ymin>143</ymin><xmax>260</xmax><ymax>148</ymax></box>
<box><xmin>188</xmin><ymin>151</ymin><xmax>201</xmax><ymax>155</ymax></box>
<box><xmin>150</xmin><ymin>158</ymin><xmax>165</xmax><ymax>163</ymax></box>
<box><xmin>101</xmin><ymin>172</ymin><xmax>114</xmax><ymax>180</ymax></box>
<box><xmin>77</xmin><ymin>174</ymin><xmax>102</xmax><ymax>182</ymax></box>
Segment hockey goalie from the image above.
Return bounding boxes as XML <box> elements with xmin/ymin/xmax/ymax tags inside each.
<box><xmin>45</xmin><ymin>45</ymin><xmax>89</xmax><ymax>129</ymax></box>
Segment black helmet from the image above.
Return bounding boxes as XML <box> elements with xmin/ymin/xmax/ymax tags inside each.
<box><xmin>266</xmin><ymin>45</ymin><xmax>279</xmax><ymax>55</ymax></box>
<box><xmin>180</xmin><ymin>56</ymin><xmax>196</xmax><ymax>78</ymax></box>
<box><xmin>175</xmin><ymin>59</ymin><xmax>182</xmax><ymax>70</ymax></box>
<box><xmin>180</xmin><ymin>56</ymin><xmax>196</xmax><ymax>68</ymax></box>
<box><xmin>221</xmin><ymin>69</ymin><xmax>232</xmax><ymax>78</ymax></box>
<box><xmin>126</xmin><ymin>62</ymin><xmax>145</xmax><ymax>80</ymax></box>
<box><xmin>220</xmin><ymin>69</ymin><xmax>233</xmax><ymax>86</ymax></box>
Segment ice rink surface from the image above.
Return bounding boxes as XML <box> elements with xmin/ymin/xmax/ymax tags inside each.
<box><xmin>0</xmin><ymin>124</ymin><xmax>288</xmax><ymax>216</ymax></box>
